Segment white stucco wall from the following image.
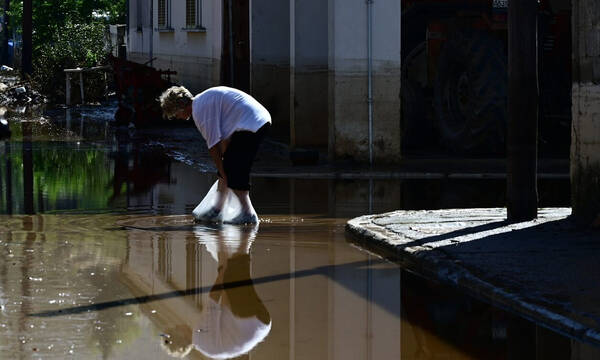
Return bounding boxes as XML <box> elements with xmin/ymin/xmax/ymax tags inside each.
<box><xmin>125</xmin><ymin>0</ymin><xmax>403</xmax><ymax>162</ymax></box>
<box><xmin>328</xmin><ymin>0</ymin><xmax>400</xmax><ymax>72</ymax></box>
<box><xmin>127</xmin><ymin>0</ymin><xmax>152</xmax><ymax>61</ymax></box>
<box><xmin>295</xmin><ymin>0</ymin><xmax>328</xmax><ymax>68</ymax></box>
<box><xmin>328</xmin><ymin>0</ymin><xmax>401</xmax><ymax>162</ymax></box>
<box><xmin>251</xmin><ymin>0</ymin><xmax>291</xmax><ymax>141</ymax></box>
<box><xmin>127</xmin><ymin>0</ymin><xmax>223</xmax><ymax>93</ymax></box>
<box><xmin>292</xmin><ymin>0</ymin><xmax>329</xmax><ymax>148</ymax></box>
<box><xmin>252</xmin><ymin>0</ymin><xmax>289</xmax><ymax>66</ymax></box>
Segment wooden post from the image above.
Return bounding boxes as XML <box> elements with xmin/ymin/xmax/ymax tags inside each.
<box><xmin>65</xmin><ymin>66</ymin><xmax>109</xmax><ymax>105</ymax></box>
<box><xmin>104</xmin><ymin>72</ymin><xmax>108</xmax><ymax>100</ymax></box>
<box><xmin>80</xmin><ymin>114</ymin><xmax>84</xmax><ymax>137</ymax></box>
<box><xmin>65</xmin><ymin>108</ymin><xmax>71</xmax><ymax>130</ymax></box>
<box><xmin>65</xmin><ymin>73</ymin><xmax>71</xmax><ymax>106</ymax></box>
<box><xmin>79</xmin><ymin>72</ymin><xmax>85</xmax><ymax>104</ymax></box>
<box><xmin>507</xmin><ymin>0</ymin><xmax>539</xmax><ymax>222</ymax></box>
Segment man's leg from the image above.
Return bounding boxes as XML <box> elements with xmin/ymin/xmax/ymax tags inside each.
<box><xmin>214</xmin><ymin>177</ymin><xmax>228</xmax><ymax>210</ymax></box>
<box><xmin>230</xmin><ymin>189</ymin><xmax>258</xmax><ymax>224</ymax></box>
<box><xmin>222</xmin><ymin>124</ymin><xmax>269</xmax><ymax>224</ymax></box>
<box><xmin>197</xmin><ymin>174</ymin><xmax>228</xmax><ymax>222</ymax></box>
<box><xmin>231</xmin><ymin>189</ymin><xmax>256</xmax><ymax>215</ymax></box>
<box><xmin>213</xmin><ymin>138</ymin><xmax>231</xmax><ymax>211</ymax></box>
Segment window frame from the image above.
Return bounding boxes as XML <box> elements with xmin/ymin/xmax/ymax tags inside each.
<box><xmin>157</xmin><ymin>0</ymin><xmax>172</xmax><ymax>30</ymax></box>
<box><xmin>184</xmin><ymin>0</ymin><xmax>205</xmax><ymax>31</ymax></box>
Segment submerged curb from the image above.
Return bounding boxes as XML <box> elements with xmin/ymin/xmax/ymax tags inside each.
<box><xmin>346</xmin><ymin>208</ymin><xmax>600</xmax><ymax>347</ymax></box>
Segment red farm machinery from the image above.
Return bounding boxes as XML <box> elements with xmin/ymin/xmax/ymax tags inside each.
<box><xmin>110</xmin><ymin>56</ymin><xmax>177</xmax><ymax>127</ymax></box>
<box><xmin>401</xmin><ymin>0</ymin><xmax>572</xmax><ymax>156</ymax></box>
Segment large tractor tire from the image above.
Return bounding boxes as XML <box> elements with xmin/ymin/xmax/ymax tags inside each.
<box><xmin>401</xmin><ymin>42</ymin><xmax>429</xmax><ymax>151</ymax></box>
<box><xmin>434</xmin><ymin>30</ymin><xmax>507</xmax><ymax>156</ymax></box>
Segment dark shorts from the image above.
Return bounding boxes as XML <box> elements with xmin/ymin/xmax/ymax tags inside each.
<box><xmin>221</xmin><ymin>123</ymin><xmax>270</xmax><ymax>191</ymax></box>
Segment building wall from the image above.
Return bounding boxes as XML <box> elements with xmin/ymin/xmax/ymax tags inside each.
<box><xmin>328</xmin><ymin>0</ymin><xmax>401</xmax><ymax>163</ymax></box>
<box><xmin>293</xmin><ymin>0</ymin><xmax>329</xmax><ymax>148</ymax></box>
<box><xmin>252</xmin><ymin>0</ymin><xmax>401</xmax><ymax>157</ymax></box>
<box><xmin>251</xmin><ymin>0</ymin><xmax>291</xmax><ymax>142</ymax></box>
<box><xmin>571</xmin><ymin>0</ymin><xmax>600</xmax><ymax>225</ymax></box>
<box><xmin>126</xmin><ymin>0</ymin><xmax>403</xmax><ymax>163</ymax></box>
<box><xmin>127</xmin><ymin>0</ymin><xmax>223</xmax><ymax>93</ymax></box>
<box><xmin>251</xmin><ymin>0</ymin><xmax>329</xmax><ymax>148</ymax></box>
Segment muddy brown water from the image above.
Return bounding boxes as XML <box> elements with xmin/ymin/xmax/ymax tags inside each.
<box><xmin>0</xmin><ymin>105</ymin><xmax>596</xmax><ymax>359</ymax></box>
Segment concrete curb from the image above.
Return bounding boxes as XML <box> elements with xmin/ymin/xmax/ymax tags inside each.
<box><xmin>346</xmin><ymin>208</ymin><xmax>600</xmax><ymax>347</ymax></box>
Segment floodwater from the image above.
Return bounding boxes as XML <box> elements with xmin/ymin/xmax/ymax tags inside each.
<box><xmin>0</xmin><ymin>104</ymin><xmax>597</xmax><ymax>359</ymax></box>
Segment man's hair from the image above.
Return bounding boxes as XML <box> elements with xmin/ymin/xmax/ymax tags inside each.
<box><xmin>159</xmin><ymin>86</ymin><xmax>193</xmax><ymax>119</ymax></box>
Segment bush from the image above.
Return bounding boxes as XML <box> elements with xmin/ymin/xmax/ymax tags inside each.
<box><xmin>32</xmin><ymin>21</ymin><xmax>110</xmax><ymax>104</ymax></box>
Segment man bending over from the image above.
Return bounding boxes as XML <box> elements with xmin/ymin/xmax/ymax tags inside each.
<box><xmin>159</xmin><ymin>86</ymin><xmax>271</xmax><ymax>224</ymax></box>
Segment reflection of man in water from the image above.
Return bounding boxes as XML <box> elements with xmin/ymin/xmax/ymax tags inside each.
<box><xmin>161</xmin><ymin>225</ymin><xmax>271</xmax><ymax>359</ymax></box>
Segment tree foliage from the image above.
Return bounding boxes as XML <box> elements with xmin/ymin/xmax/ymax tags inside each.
<box><xmin>3</xmin><ymin>0</ymin><xmax>127</xmax><ymax>102</ymax></box>
<box><xmin>0</xmin><ymin>141</ymin><xmax>116</xmax><ymax>213</ymax></box>
<box><xmin>33</xmin><ymin>21</ymin><xmax>109</xmax><ymax>102</ymax></box>
<box><xmin>6</xmin><ymin>0</ymin><xmax>126</xmax><ymax>38</ymax></box>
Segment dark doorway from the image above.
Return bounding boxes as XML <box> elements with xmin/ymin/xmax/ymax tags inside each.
<box><xmin>222</xmin><ymin>0</ymin><xmax>250</xmax><ymax>92</ymax></box>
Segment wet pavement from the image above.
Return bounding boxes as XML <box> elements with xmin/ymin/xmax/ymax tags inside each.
<box><xmin>0</xmin><ymin>102</ymin><xmax>598</xmax><ymax>359</ymax></box>
<box><xmin>348</xmin><ymin>209</ymin><xmax>600</xmax><ymax>355</ymax></box>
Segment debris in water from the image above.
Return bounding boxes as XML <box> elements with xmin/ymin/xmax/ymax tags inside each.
<box><xmin>0</xmin><ymin>84</ymin><xmax>46</xmax><ymax>108</ymax></box>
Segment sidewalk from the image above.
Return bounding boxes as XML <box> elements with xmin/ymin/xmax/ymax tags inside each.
<box><xmin>141</xmin><ymin>125</ymin><xmax>569</xmax><ymax>179</ymax></box>
<box><xmin>347</xmin><ymin>208</ymin><xmax>600</xmax><ymax>346</ymax></box>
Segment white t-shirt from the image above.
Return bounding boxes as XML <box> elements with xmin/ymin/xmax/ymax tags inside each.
<box><xmin>192</xmin><ymin>86</ymin><xmax>271</xmax><ymax>149</ymax></box>
<box><xmin>193</xmin><ymin>297</ymin><xmax>271</xmax><ymax>359</ymax></box>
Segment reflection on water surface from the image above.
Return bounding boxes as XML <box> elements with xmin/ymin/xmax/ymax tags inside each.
<box><xmin>0</xmin><ymin>103</ymin><xmax>594</xmax><ymax>359</ymax></box>
<box><xmin>0</xmin><ymin>139</ymin><xmax>570</xmax><ymax>216</ymax></box>
<box><xmin>0</xmin><ymin>215</ymin><xmax>597</xmax><ymax>359</ymax></box>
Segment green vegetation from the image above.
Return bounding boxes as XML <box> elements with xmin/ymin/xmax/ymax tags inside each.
<box><xmin>5</xmin><ymin>0</ymin><xmax>126</xmax><ymax>40</ymax></box>
<box><xmin>4</xmin><ymin>0</ymin><xmax>127</xmax><ymax>103</ymax></box>
<box><xmin>0</xmin><ymin>143</ymin><xmax>115</xmax><ymax>213</ymax></box>
<box><xmin>33</xmin><ymin>21</ymin><xmax>109</xmax><ymax>103</ymax></box>
<box><xmin>32</xmin><ymin>145</ymin><xmax>114</xmax><ymax>209</ymax></box>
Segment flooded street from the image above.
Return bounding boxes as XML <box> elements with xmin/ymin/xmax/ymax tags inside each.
<box><xmin>0</xmin><ymin>105</ymin><xmax>595</xmax><ymax>359</ymax></box>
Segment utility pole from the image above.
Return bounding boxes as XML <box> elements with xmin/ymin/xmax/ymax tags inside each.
<box><xmin>507</xmin><ymin>0</ymin><xmax>539</xmax><ymax>222</ymax></box>
<box><xmin>22</xmin><ymin>0</ymin><xmax>31</xmax><ymax>74</ymax></box>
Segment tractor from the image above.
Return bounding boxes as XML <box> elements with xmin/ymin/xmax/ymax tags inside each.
<box><xmin>401</xmin><ymin>0</ymin><xmax>572</xmax><ymax>157</ymax></box>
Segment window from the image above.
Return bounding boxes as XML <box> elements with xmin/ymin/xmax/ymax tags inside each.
<box><xmin>186</xmin><ymin>0</ymin><xmax>203</xmax><ymax>29</ymax></box>
<box><xmin>158</xmin><ymin>0</ymin><xmax>171</xmax><ymax>29</ymax></box>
